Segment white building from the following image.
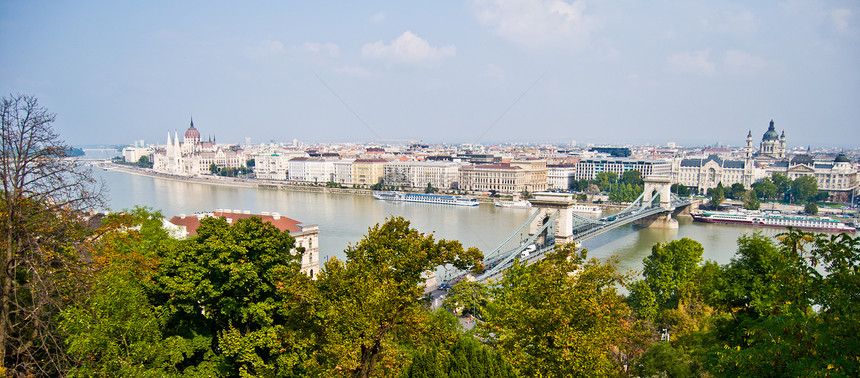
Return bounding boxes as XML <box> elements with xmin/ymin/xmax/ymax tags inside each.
<box><xmin>671</xmin><ymin>155</ymin><xmax>758</xmax><ymax>193</ymax></box>
<box><xmin>547</xmin><ymin>164</ymin><xmax>577</xmax><ymax>191</ymax></box>
<box><xmin>383</xmin><ymin>160</ymin><xmax>462</xmax><ymax>190</ymax></box>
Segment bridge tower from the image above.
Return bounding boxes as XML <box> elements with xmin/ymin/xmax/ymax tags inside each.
<box><xmin>527</xmin><ymin>192</ymin><xmax>575</xmax><ymax>247</ymax></box>
<box><xmin>642</xmin><ymin>176</ymin><xmax>673</xmax><ymax>211</ymax></box>
<box><xmin>636</xmin><ymin>176</ymin><xmax>678</xmax><ymax>229</ymax></box>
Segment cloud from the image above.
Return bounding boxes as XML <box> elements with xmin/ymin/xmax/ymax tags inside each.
<box><xmin>302</xmin><ymin>42</ymin><xmax>340</xmax><ymax>57</ymax></box>
<box><xmin>830</xmin><ymin>8</ymin><xmax>852</xmax><ymax>34</ymax></box>
<box><xmin>717</xmin><ymin>11</ymin><xmax>756</xmax><ymax>35</ymax></box>
<box><xmin>666</xmin><ymin>49</ymin><xmax>715</xmax><ymax>75</ymax></box>
<box><xmin>361</xmin><ymin>31</ymin><xmax>456</xmax><ymax>66</ymax></box>
<box><xmin>472</xmin><ymin>0</ymin><xmax>599</xmax><ymax>49</ymax></box>
<box><xmin>723</xmin><ymin>50</ymin><xmax>767</xmax><ymax>75</ymax></box>
<box><xmin>244</xmin><ymin>40</ymin><xmax>285</xmax><ymax>59</ymax></box>
<box><xmin>333</xmin><ymin>65</ymin><xmax>371</xmax><ymax>78</ymax></box>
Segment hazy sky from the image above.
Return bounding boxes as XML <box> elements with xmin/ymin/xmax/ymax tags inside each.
<box><xmin>2</xmin><ymin>1</ymin><xmax>858</xmax><ymax>147</ymax></box>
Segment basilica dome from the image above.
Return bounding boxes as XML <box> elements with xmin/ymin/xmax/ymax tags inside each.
<box><xmin>762</xmin><ymin>119</ymin><xmax>779</xmax><ymax>141</ymax></box>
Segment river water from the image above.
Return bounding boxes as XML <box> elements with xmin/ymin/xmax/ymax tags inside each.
<box><xmin>93</xmin><ymin>168</ymin><xmax>787</xmax><ymax>274</ymax></box>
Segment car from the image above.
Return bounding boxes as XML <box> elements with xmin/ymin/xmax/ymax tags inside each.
<box><xmin>437</xmin><ymin>283</ymin><xmax>452</xmax><ymax>291</ymax></box>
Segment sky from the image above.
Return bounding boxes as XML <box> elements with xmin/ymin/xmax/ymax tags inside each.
<box><xmin>1</xmin><ymin>1</ymin><xmax>858</xmax><ymax>148</ymax></box>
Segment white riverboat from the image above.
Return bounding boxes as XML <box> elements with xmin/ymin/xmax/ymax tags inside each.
<box><xmin>494</xmin><ymin>200</ymin><xmax>532</xmax><ymax>209</ymax></box>
<box><xmin>571</xmin><ymin>204</ymin><xmax>602</xmax><ymax>214</ymax></box>
<box><xmin>691</xmin><ymin>210</ymin><xmax>856</xmax><ymax>233</ymax></box>
<box><xmin>373</xmin><ymin>192</ymin><xmax>479</xmax><ymax>207</ymax></box>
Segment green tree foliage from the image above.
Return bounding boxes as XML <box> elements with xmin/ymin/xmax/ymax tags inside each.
<box><xmin>313</xmin><ymin>217</ymin><xmax>483</xmax><ymax>378</ymax></box>
<box><xmin>406</xmin><ymin>334</ymin><xmax>518</xmax><ymax>378</ymax></box>
<box><xmin>743</xmin><ymin>189</ymin><xmax>761</xmax><ymax>210</ymax></box>
<box><xmin>480</xmin><ymin>243</ymin><xmax>633</xmax><ymax>377</ymax></box>
<box><xmin>751</xmin><ymin>178</ymin><xmax>777</xmax><ymax>200</ymax></box>
<box><xmin>701</xmin><ymin>231</ymin><xmax>860</xmax><ymax>377</ymax></box>
<box><xmin>671</xmin><ymin>183</ymin><xmax>691</xmax><ymax>197</ymax></box>
<box><xmin>595</xmin><ymin>171</ymin><xmax>618</xmax><ymax>192</ymax></box>
<box><xmin>1</xmin><ymin>94</ymin><xmax>104</xmax><ymax>375</ymax></box>
<box><xmin>609</xmin><ymin>182</ymin><xmax>642</xmax><ymax>203</ymax></box>
<box><xmin>151</xmin><ymin>216</ymin><xmax>311</xmax><ymax>376</ymax></box>
<box><xmin>246</xmin><ymin>158</ymin><xmax>255</xmax><ymax>167</ymax></box>
<box><xmin>425</xmin><ymin>183</ymin><xmax>438</xmax><ymax>194</ymax></box>
<box><xmin>627</xmin><ymin>238</ymin><xmax>704</xmax><ymax>325</ymax></box>
<box><xmin>709</xmin><ymin>184</ymin><xmax>725</xmax><ymax>208</ymax></box>
<box><xmin>729</xmin><ymin>183</ymin><xmax>746</xmax><ymax>200</ymax></box>
<box><xmin>442</xmin><ymin>280</ymin><xmax>489</xmax><ymax>318</ymax></box>
<box><xmin>791</xmin><ymin>175</ymin><xmax>818</xmax><ymax>203</ymax></box>
<box><xmin>137</xmin><ymin>155</ymin><xmax>153</xmax><ymax>168</ymax></box>
<box><xmin>620</xmin><ymin>170</ymin><xmax>643</xmax><ymax>187</ymax></box>
<box><xmin>209</xmin><ymin>163</ymin><xmax>218</xmax><ymax>174</ymax></box>
<box><xmin>61</xmin><ymin>208</ymin><xmax>177</xmax><ymax>377</ymax></box>
<box><xmin>771</xmin><ymin>173</ymin><xmax>791</xmax><ymax>200</ymax></box>
<box><xmin>804</xmin><ymin>202</ymin><xmax>818</xmax><ymax>215</ymax></box>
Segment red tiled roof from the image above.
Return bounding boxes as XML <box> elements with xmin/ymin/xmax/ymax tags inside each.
<box><xmin>168</xmin><ymin>211</ymin><xmax>303</xmax><ymax>236</ymax></box>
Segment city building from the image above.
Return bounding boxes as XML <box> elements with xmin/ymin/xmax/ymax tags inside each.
<box><xmin>671</xmin><ymin>155</ymin><xmax>757</xmax><ymax>193</ymax></box>
<box><xmin>547</xmin><ymin>164</ymin><xmax>577</xmax><ymax>191</ymax></box>
<box><xmin>754</xmin><ymin>119</ymin><xmax>787</xmax><ymax>160</ymax></box>
<box><xmin>383</xmin><ymin>160</ymin><xmax>462</xmax><ymax>190</ymax></box>
<box><xmin>152</xmin><ymin>119</ymin><xmax>247</xmax><ymax>176</ymax></box>
<box><xmin>459</xmin><ymin>159</ymin><xmax>548</xmax><ymax>195</ymax></box>
<box><xmin>352</xmin><ymin>159</ymin><xmax>387</xmax><ymax>187</ymax></box>
<box><xmin>573</xmin><ymin>158</ymin><xmax>670</xmax><ymax>181</ymax></box>
<box><xmin>767</xmin><ymin>153</ymin><xmax>858</xmax><ymax>202</ymax></box>
<box><xmin>167</xmin><ymin>210</ymin><xmax>320</xmax><ymax>278</ymax></box>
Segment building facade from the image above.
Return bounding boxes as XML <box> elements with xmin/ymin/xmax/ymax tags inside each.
<box><xmin>671</xmin><ymin>155</ymin><xmax>757</xmax><ymax>193</ymax></box>
<box><xmin>574</xmin><ymin>158</ymin><xmax>670</xmax><ymax>181</ymax></box>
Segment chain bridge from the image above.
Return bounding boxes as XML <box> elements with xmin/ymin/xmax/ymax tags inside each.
<box><xmin>440</xmin><ymin>177</ymin><xmax>693</xmax><ymax>284</ymax></box>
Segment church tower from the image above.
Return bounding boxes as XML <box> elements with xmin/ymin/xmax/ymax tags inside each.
<box><xmin>744</xmin><ymin>130</ymin><xmax>754</xmax><ymax>159</ymax></box>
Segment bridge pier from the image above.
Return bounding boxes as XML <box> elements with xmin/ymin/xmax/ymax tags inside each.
<box><xmin>633</xmin><ymin>213</ymin><xmax>679</xmax><ymax>229</ymax></box>
<box><xmin>528</xmin><ymin>192</ymin><xmax>576</xmax><ymax>246</ymax></box>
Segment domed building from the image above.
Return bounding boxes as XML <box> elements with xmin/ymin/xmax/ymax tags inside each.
<box><xmin>182</xmin><ymin>117</ymin><xmax>201</xmax><ymax>154</ymax></box>
<box><xmin>756</xmin><ymin>119</ymin><xmax>786</xmax><ymax>159</ymax></box>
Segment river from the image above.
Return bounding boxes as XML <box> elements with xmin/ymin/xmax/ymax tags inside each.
<box><xmin>92</xmin><ymin>168</ymin><xmax>787</xmax><ymax>274</ymax></box>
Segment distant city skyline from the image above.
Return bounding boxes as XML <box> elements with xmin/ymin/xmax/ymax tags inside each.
<box><xmin>2</xmin><ymin>1</ymin><xmax>858</xmax><ymax>147</ymax></box>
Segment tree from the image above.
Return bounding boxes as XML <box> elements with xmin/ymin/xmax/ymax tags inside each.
<box><xmin>480</xmin><ymin>244</ymin><xmax>634</xmax><ymax>376</ymax></box>
<box><xmin>751</xmin><ymin>179</ymin><xmax>777</xmax><ymax>200</ymax></box>
<box><xmin>1</xmin><ymin>94</ymin><xmax>104</xmax><ymax>374</ymax></box>
<box><xmin>209</xmin><ymin>163</ymin><xmax>218</xmax><ymax>174</ymax></box>
<box><xmin>425</xmin><ymin>182</ymin><xmax>438</xmax><ymax>194</ymax></box>
<box><xmin>671</xmin><ymin>183</ymin><xmax>691</xmax><ymax>197</ymax></box>
<box><xmin>804</xmin><ymin>202</ymin><xmax>818</xmax><ymax>215</ymax></box>
<box><xmin>791</xmin><ymin>175</ymin><xmax>818</xmax><ymax>203</ymax></box>
<box><xmin>246</xmin><ymin>158</ymin><xmax>255</xmax><ymax>167</ymax></box>
<box><xmin>137</xmin><ymin>155</ymin><xmax>153</xmax><ymax>168</ymax></box>
<box><xmin>314</xmin><ymin>217</ymin><xmax>483</xmax><ymax>377</ymax></box>
<box><xmin>701</xmin><ymin>231</ymin><xmax>860</xmax><ymax>376</ymax></box>
<box><xmin>743</xmin><ymin>189</ymin><xmax>761</xmax><ymax>210</ymax></box>
<box><xmin>627</xmin><ymin>238</ymin><xmax>704</xmax><ymax>325</ymax></box>
<box><xmin>729</xmin><ymin>183</ymin><xmax>746</xmax><ymax>200</ymax></box>
<box><xmin>620</xmin><ymin>170</ymin><xmax>643</xmax><ymax>187</ymax></box>
<box><xmin>519</xmin><ymin>190</ymin><xmax>532</xmax><ymax>199</ymax></box>
<box><xmin>585</xmin><ymin>184</ymin><xmax>600</xmax><ymax>196</ymax></box>
<box><xmin>61</xmin><ymin>208</ymin><xmax>176</xmax><ymax>376</ymax></box>
<box><xmin>151</xmin><ymin>216</ymin><xmax>313</xmax><ymax>376</ymax></box>
<box><xmin>709</xmin><ymin>184</ymin><xmax>725</xmax><ymax>208</ymax></box>
<box><xmin>443</xmin><ymin>280</ymin><xmax>489</xmax><ymax>318</ymax></box>
<box><xmin>771</xmin><ymin>173</ymin><xmax>791</xmax><ymax>201</ymax></box>
<box><xmin>595</xmin><ymin>172</ymin><xmax>618</xmax><ymax>192</ymax></box>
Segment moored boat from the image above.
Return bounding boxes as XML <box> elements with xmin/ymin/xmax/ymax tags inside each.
<box><xmin>373</xmin><ymin>191</ymin><xmax>479</xmax><ymax>207</ymax></box>
<box><xmin>494</xmin><ymin>200</ymin><xmax>532</xmax><ymax>209</ymax></box>
<box><xmin>571</xmin><ymin>204</ymin><xmax>602</xmax><ymax>214</ymax></box>
<box><xmin>691</xmin><ymin>210</ymin><xmax>856</xmax><ymax>233</ymax></box>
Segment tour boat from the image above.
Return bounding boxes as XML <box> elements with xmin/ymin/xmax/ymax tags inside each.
<box><xmin>691</xmin><ymin>210</ymin><xmax>856</xmax><ymax>233</ymax></box>
<box><xmin>571</xmin><ymin>204</ymin><xmax>602</xmax><ymax>214</ymax></box>
<box><xmin>373</xmin><ymin>192</ymin><xmax>479</xmax><ymax>207</ymax></box>
<box><xmin>494</xmin><ymin>200</ymin><xmax>532</xmax><ymax>209</ymax></box>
